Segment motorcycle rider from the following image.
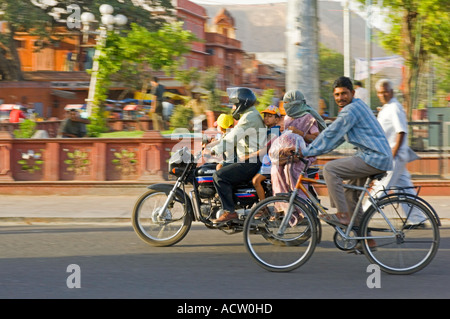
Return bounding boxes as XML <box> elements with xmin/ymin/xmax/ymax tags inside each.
<box><xmin>205</xmin><ymin>87</ymin><xmax>267</xmax><ymax>224</ymax></box>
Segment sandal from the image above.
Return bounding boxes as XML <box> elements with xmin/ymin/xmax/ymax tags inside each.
<box><xmin>269</xmin><ymin>211</ymin><xmax>283</xmax><ymax>222</ymax></box>
<box><xmin>254</xmin><ymin>207</ymin><xmax>270</xmax><ymax>220</ymax></box>
<box><xmin>320</xmin><ymin>212</ymin><xmax>350</xmax><ymax>225</ymax></box>
<box><xmin>269</xmin><ymin>211</ymin><xmax>304</xmax><ymax>227</ymax></box>
<box><xmin>288</xmin><ymin>212</ymin><xmax>304</xmax><ymax>227</ymax></box>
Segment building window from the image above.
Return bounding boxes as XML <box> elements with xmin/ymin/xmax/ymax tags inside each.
<box><xmin>15</xmin><ymin>40</ymin><xmax>26</xmax><ymax>49</ymax></box>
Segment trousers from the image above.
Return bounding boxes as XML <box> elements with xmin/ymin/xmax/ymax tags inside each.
<box><xmin>323</xmin><ymin>156</ymin><xmax>385</xmax><ymax>221</ymax></box>
<box><xmin>213</xmin><ymin>161</ymin><xmax>261</xmax><ymax>213</ymax></box>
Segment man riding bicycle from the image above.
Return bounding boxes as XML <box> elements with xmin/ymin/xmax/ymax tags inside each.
<box><xmin>298</xmin><ymin>76</ymin><xmax>393</xmax><ymax>226</ymax></box>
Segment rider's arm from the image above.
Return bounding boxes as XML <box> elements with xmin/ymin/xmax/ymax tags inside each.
<box><xmin>211</xmin><ymin>115</ymin><xmax>249</xmax><ymax>155</ymax></box>
<box><xmin>287</xmin><ymin>126</ymin><xmax>319</xmax><ymax>144</ymax></box>
<box><xmin>386</xmin><ymin>102</ymin><xmax>407</xmax><ymax>159</ymax></box>
<box><xmin>392</xmin><ymin>131</ymin><xmax>405</xmax><ymax>158</ymax></box>
<box><xmin>301</xmin><ymin>108</ymin><xmax>354</xmax><ymax>158</ymax></box>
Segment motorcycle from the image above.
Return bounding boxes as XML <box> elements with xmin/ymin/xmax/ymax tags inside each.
<box><xmin>131</xmin><ymin>146</ymin><xmax>274</xmax><ymax>247</ymax></box>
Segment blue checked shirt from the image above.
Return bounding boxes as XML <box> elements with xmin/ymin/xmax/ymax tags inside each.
<box><xmin>302</xmin><ymin>98</ymin><xmax>393</xmax><ymax>171</ymax></box>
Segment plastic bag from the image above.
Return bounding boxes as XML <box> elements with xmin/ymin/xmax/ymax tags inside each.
<box><xmin>269</xmin><ymin>130</ymin><xmax>306</xmax><ymax>165</ymax></box>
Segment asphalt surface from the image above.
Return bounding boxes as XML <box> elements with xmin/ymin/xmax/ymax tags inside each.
<box><xmin>0</xmin><ymin>192</ymin><xmax>448</xmax><ymax>225</ymax></box>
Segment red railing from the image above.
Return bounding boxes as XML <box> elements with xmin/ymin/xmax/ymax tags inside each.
<box><xmin>0</xmin><ymin>129</ymin><xmax>447</xmax><ymax>183</ymax></box>
<box><xmin>0</xmin><ymin>131</ymin><xmax>197</xmax><ymax>182</ymax></box>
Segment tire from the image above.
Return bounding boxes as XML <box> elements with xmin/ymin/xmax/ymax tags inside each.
<box><xmin>376</xmin><ymin>193</ymin><xmax>441</xmax><ymax>226</ymax></box>
<box><xmin>243</xmin><ymin>195</ymin><xmax>318</xmax><ymax>272</ymax></box>
<box><xmin>132</xmin><ymin>189</ymin><xmax>192</xmax><ymax>247</ymax></box>
<box><xmin>360</xmin><ymin>196</ymin><xmax>440</xmax><ymax>275</ymax></box>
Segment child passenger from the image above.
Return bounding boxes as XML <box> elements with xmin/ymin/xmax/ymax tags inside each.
<box><xmin>252</xmin><ymin>106</ymin><xmax>282</xmax><ymax>201</ymax></box>
<box><xmin>211</xmin><ymin>113</ymin><xmax>235</xmax><ymax>171</ymax></box>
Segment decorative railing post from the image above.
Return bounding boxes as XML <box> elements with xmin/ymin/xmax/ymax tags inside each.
<box><xmin>44</xmin><ymin>142</ymin><xmax>60</xmax><ymax>181</ymax></box>
<box><xmin>93</xmin><ymin>142</ymin><xmax>107</xmax><ymax>181</ymax></box>
<box><xmin>0</xmin><ymin>131</ymin><xmax>14</xmax><ymax>181</ymax></box>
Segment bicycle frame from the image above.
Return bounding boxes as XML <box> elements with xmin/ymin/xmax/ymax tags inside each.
<box><xmin>277</xmin><ymin>158</ymin><xmax>398</xmax><ymax>242</ymax></box>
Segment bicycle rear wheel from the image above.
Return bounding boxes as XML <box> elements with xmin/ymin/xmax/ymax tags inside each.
<box><xmin>360</xmin><ymin>196</ymin><xmax>440</xmax><ymax>275</ymax></box>
<box><xmin>243</xmin><ymin>196</ymin><xmax>318</xmax><ymax>272</ymax></box>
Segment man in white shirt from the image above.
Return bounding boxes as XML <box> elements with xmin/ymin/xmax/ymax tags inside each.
<box><xmin>354</xmin><ymin>80</ymin><xmax>369</xmax><ymax>105</ymax></box>
<box><xmin>363</xmin><ymin>79</ymin><xmax>423</xmax><ymax>224</ymax></box>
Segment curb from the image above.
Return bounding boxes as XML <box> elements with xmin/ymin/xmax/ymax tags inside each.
<box><xmin>0</xmin><ymin>217</ymin><xmax>132</xmax><ymax>225</ymax></box>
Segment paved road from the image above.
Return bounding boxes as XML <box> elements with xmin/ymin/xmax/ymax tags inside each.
<box><xmin>1</xmin><ymin>223</ymin><xmax>449</xmax><ymax>299</ymax></box>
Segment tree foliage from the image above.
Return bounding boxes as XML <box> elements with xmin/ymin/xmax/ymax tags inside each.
<box><xmin>87</xmin><ymin>21</ymin><xmax>197</xmax><ymax>136</ymax></box>
<box><xmin>319</xmin><ymin>44</ymin><xmax>344</xmax><ymax>115</ymax></box>
<box><xmin>355</xmin><ymin>0</ymin><xmax>450</xmax><ymax>117</ymax></box>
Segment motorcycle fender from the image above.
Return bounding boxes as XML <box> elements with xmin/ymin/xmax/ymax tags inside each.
<box><xmin>147</xmin><ymin>183</ymin><xmax>195</xmax><ymax>220</ymax></box>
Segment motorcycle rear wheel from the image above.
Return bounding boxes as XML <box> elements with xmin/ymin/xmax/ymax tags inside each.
<box><xmin>132</xmin><ymin>189</ymin><xmax>192</xmax><ymax>247</ymax></box>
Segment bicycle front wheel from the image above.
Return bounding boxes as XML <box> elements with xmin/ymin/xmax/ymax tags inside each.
<box><xmin>360</xmin><ymin>196</ymin><xmax>440</xmax><ymax>275</ymax></box>
<box><xmin>243</xmin><ymin>195</ymin><xmax>318</xmax><ymax>272</ymax></box>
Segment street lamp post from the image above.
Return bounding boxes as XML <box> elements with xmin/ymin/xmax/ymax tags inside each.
<box><xmin>81</xmin><ymin>4</ymin><xmax>127</xmax><ymax>117</ymax></box>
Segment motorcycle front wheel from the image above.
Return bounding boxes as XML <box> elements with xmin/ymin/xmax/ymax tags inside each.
<box><xmin>132</xmin><ymin>189</ymin><xmax>192</xmax><ymax>247</ymax></box>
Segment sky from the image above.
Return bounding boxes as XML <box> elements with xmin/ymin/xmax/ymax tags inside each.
<box><xmin>190</xmin><ymin>0</ymin><xmax>390</xmax><ymax>32</ymax></box>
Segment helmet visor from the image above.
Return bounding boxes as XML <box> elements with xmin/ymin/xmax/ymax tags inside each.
<box><xmin>226</xmin><ymin>87</ymin><xmax>239</xmax><ymax>105</ymax></box>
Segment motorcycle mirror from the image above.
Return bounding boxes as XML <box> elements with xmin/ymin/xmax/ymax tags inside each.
<box><xmin>202</xmin><ymin>134</ymin><xmax>210</xmax><ymax>145</ymax></box>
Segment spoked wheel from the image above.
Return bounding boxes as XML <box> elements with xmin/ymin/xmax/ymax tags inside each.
<box><xmin>360</xmin><ymin>196</ymin><xmax>440</xmax><ymax>275</ymax></box>
<box><xmin>243</xmin><ymin>196</ymin><xmax>318</xmax><ymax>272</ymax></box>
<box><xmin>132</xmin><ymin>189</ymin><xmax>192</xmax><ymax>247</ymax></box>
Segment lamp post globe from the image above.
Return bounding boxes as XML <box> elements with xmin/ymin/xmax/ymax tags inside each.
<box><xmin>101</xmin><ymin>14</ymin><xmax>115</xmax><ymax>26</ymax></box>
<box><xmin>80</xmin><ymin>12</ymin><xmax>95</xmax><ymax>24</ymax></box>
<box><xmin>99</xmin><ymin>4</ymin><xmax>114</xmax><ymax>15</ymax></box>
<box><xmin>114</xmin><ymin>14</ymin><xmax>128</xmax><ymax>26</ymax></box>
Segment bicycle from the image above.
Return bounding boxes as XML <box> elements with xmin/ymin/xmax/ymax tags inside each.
<box><xmin>243</xmin><ymin>155</ymin><xmax>440</xmax><ymax>274</ymax></box>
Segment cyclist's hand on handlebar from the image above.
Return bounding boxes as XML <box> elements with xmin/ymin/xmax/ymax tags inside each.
<box><xmin>280</xmin><ymin>147</ymin><xmax>304</xmax><ymax>161</ymax></box>
<box><xmin>280</xmin><ymin>147</ymin><xmax>295</xmax><ymax>157</ymax></box>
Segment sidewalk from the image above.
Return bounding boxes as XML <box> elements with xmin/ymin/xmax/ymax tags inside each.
<box><xmin>0</xmin><ymin>193</ymin><xmax>448</xmax><ymax>225</ymax></box>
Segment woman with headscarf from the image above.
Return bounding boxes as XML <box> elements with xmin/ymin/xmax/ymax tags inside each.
<box><xmin>269</xmin><ymin>90</ymin><xmax>324</xmax><ymax>215</ymax></box>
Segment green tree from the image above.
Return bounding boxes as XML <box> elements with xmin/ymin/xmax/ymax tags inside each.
<box><xmin>13</xmin><ymin>119</ymin><xmax>36</xmax><ymax>138</ymax></box>
<box><xmin>256</xmin><ymin>89</ymin><xmax>275</xmax><ymax>112</ymax></box>
<box><xmin>201</xmin><ymin>67</ymin><xmax>224</xmax><ymax>112</ymax></box>
<box><xmin>356</xmin><ymin>0</ymin><xmax>450</xmax><ymax>119</ymax></box>
<box><xmin>174</xmin><ymin>67</ymin><xmax>201</xmax><ymax>98</ymax></box>
<box><xmin>170</xmin><ymin>105</ymin><xmax>193</xmax><ymax>130</ymax></box>
<box><xmin>319</xmin><ymin>44</ymin><xmax>344</xmax><ymax>115</ymax></box>
<box><xmin>87</xmin><ymin>21</ymin><xmax>197</xmax><ymax>136</ymax></box>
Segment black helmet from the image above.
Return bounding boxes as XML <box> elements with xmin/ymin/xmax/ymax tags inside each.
<box><xmin>227</xmin><ymin>87</ymin><xmax>256</xmax><ymax>120</ymax></box>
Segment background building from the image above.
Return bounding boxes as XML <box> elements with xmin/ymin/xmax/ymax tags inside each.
<box><xmin>0</xmin><ymin>0</ymin><xmax>282</xmax><ymax>120</ymax></box>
